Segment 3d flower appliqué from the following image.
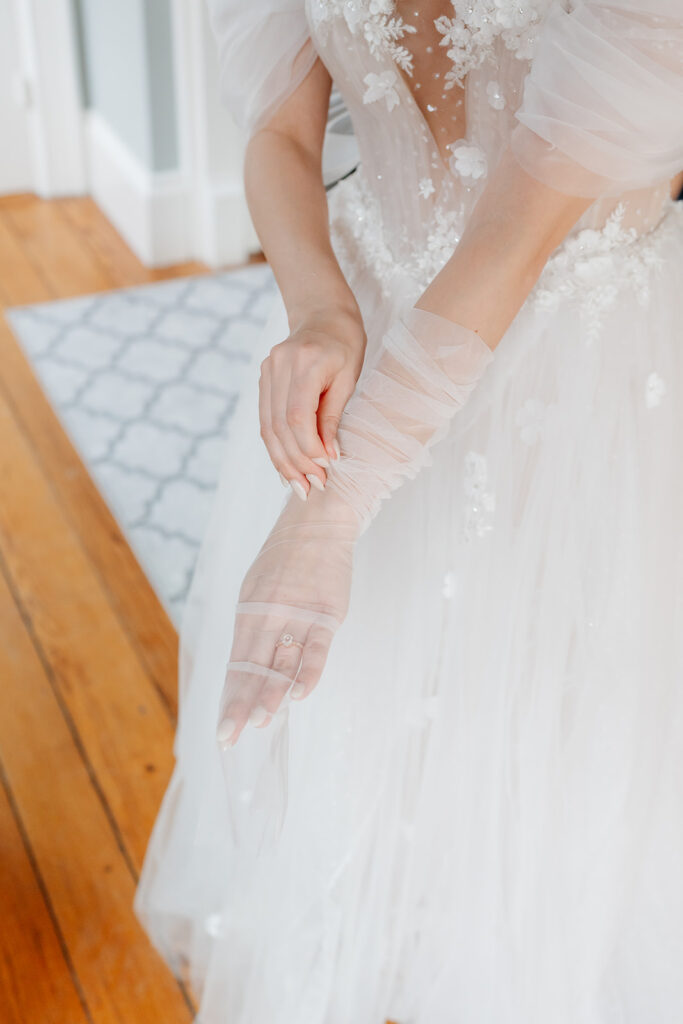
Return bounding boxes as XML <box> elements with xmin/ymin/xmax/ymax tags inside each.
<box><xmin>418</xmin><ymin>177</ymin><xmax>436</xmax><ymax>199</ymax></box>
<box><xmin>448</xmin><ymin>141</ymin><xmax>488</xmax><ymax>184</ymax></box>
<box><xmin>363</xmin><ymin>70</ymin><xmax>400</xmax><ymax>111</ymax></box>
<box><xmin>516</xmin><ymin>398</ymin><xmax>548</xmax><ymax>445</ymax></box>
<box><xmin>645</xmin><ymin>372</ymin><xmax>666</xmax><ymax>409</ymax></box>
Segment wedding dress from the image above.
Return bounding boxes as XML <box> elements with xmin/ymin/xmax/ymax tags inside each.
<box><xmin>135</xmin><ymin>3</ymin><xmax>683</xmax><ymax>1022</ymax></box>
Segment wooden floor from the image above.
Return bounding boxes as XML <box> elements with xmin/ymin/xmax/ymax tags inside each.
<box><xmin>0</xmin><ymin>194</ymin><xmax>403</xmax><ymax>1024</ymax></box>
<box><xmin>0</xmin><ymin>193</ymin><xmax>210</xmax><ymax>1024</ymax></box>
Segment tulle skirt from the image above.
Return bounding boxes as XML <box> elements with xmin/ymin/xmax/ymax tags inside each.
<box><xmin>135</xmin><ymin>198</ymin><xmax>683</xmax><ymax>1024</ymax></box>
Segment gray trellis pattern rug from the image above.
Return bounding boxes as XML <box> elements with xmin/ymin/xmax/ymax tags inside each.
<box><xmin>7</xmin><ymin>264</ymin><xmax>276</xmax><ymax>625</ymax></box>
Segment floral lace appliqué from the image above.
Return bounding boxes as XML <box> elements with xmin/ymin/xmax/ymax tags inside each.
<box><xmin>363</xmin><ymin>70</ymin><xmax>400</xmax><ymax>109</ymax></box>
<box><xmin>312</xmin><ymin>0</ymin><xmax>547</xmax><ymax>91</ymax></box>
<box><xmin>533</xmin><ymin>203</ymin><xmax>678</xmax><ymax>345</ymax></box>
<box><xmin>329</xmin><ymin>172</ymin><xmax>464</xmax><ymax>298</ymax></box>
<box><xmin>312</xmin><ymin>0</ymin><xmax>417</xmax><ymax>74</ymax></box>
<box><xmin>436</xmin><ymin>1</ymin><xmax>546</xmax><ymax>88</ymax></box>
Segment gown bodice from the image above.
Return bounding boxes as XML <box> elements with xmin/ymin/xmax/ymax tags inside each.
<box><xmin>305</xmin><ymin>0</ymin><xmax>674</xmax><ymax>293</ymax></box>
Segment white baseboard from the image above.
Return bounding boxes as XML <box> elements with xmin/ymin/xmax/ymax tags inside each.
<box><xmin>198</xmin><ymin>181</ymin><xmax>260</xmax><ymax>268</ymax></box>
<box><xmin>84</xmin><ymin>110</ymin><xmax>257</xmax><ymax>268</ymax></box>
<box><xmin>85</xmin><ymin>111</ymin><xmax>190</xmax><ymax>267</ymax></box>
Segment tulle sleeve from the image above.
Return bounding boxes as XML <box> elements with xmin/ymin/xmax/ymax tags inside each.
<box><xmin>205</xmin><ymin>0</ymin><xmax>318</xmax><ymax>135</ymax></box>
<box><xmin>511</xmin><ymin>0</ymin><xmax>683</xmax><ymax>197</ymax></box>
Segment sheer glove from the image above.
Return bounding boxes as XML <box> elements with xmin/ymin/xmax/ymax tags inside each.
<box><xmin>217</xmin><ymin>307</ymin><xmax>493</xmax><ymax>747</ymax></box>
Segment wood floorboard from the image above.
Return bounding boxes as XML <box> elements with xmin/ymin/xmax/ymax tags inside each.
<box><xmin>57</xmin><ymin>197</ymin><xmax>207</xmax><ymax>290</ymax></box>
<box><xmin>0</xmin><ymin>316</ymin><xmax>180</xmax><ymax>715</ymax></box>
<box><xmin>0</xmin><ymin>196</ymin><xmax>180</xmax><ymax>712</ymax></box>
<box><xmin>1</xmin><ymin>195</ymin><xmax>114</xmax><ymax>298</ymax></box>
<box><xmin>0</xmin><ymin>768</ymin><xmax>91</xmax><ymax>1024</ymax></box>
<box><xmin>0</xmin><ymin>209</ymin><xmax>52</xmax><ymax>306</ymax></box>
<box><xmin>0</xmin><ymin>560</ymin><xmax>194</xmax><ymax>1024</ymax></box>
<box><xmin>0</xmin><ymin>192</ymin><xmax>208</xmax><ymax>1020</ymax></box>
<box><xmin>0</xmin><ymin>386</ymin><xmax>178</xmax><ymax>870</ymax></box>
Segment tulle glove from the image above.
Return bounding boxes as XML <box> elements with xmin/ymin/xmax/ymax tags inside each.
<box><xmin>324</xmin><ymin>306</ymin><xmax>494</xmax><ymax>531</ymax></box>
<box><xmin>216</xmin><ymin>487</ymin><xmax>358</xmax><ymax>747</ymax></box>
<box><xmin>217</xmin><ymin>307</ymin><xmax>493</xmax><ymax>747</ymax></box>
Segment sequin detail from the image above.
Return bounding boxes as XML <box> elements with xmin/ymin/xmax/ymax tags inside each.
<box><xmin>486</xmin><ymin>80</ymin><xmax>506</xmax><ymax>110</ymax></box>
<box><xmin>329</xmin><ymin>172</ymin><xmax>463</xmax><ymax>298</ymax></box>
<box><xmin>463</xmin><ymin>451</ymin><xmax>495</xmax><ymax>540</ymax></box>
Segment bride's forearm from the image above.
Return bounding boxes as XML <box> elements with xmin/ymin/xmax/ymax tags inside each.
<box><xmin>416</xmin><ymin>149</ymin><xmax>592</xmax><ymax>348</ymax></box>
<box><xmin>244</xmin><ymin>128</ymin><xmax>360</xmax><ymax>331</ymax></box>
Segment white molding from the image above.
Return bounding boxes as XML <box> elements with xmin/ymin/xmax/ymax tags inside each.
<box><xmin>85</xmin><ymin>109</ymin><xmax>257</xmax><ymax>269</ymax></box>
<box><xmin>12</xmin><ymin>0</ymin><xmax>86</xmax><ymax>196</ymax></box>
<box><xmin>85</xmin><ymin>111</ymin><xmax>191</xmax><ymax>267</ymax></box>
<box><xmin>82</xmin><ymin>0</ymin><xmax>258</xmax><ymax>268</ymax></box>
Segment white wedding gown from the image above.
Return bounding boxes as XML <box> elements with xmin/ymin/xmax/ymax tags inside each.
<box><xmin>135</xmin><ymin>3</ymin><xmax>683</xmax><ymax>1022</ymax></box>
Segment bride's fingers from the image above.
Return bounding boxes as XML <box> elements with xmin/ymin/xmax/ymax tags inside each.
<box><xmin>286</xmin><ymin>368</ymin><xmax>331</xmax><ymax>475</ymax></box>
<box><xmin>289</xmin><ymin>624</ymin><xmax>334</xmax><ymax>702</ymax></box>
<box><xmin>255</xmin><ymin>623</ymin><xmax>306</xmax><ymax>718</ymax></box>
<box><xmin>219</xmin><ymin>614</ymin><xmax>279</xmax><ymax>744</ymax></box>
<box><xmin>217</xmin><ymin>665</ymin><xmax>267</xmax><ymax>747</ymax></box>
<box><xmin>270</xmin><ymin>364</ymin><xmax>326</xmax><ymax>488</ymax></box>
<box><xmin>259</xmin><ymin>363</ymin><xmax>308</xmax><ymax>488</ymax></box>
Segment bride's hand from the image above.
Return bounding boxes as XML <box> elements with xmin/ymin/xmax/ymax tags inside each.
<box><xmin>216</xmin><ymin>486</ymin><xmax>360</xmax><ymax>748</ymax></box>
<box><xmin>258</xmin><ymin>305</ymin><xmax>366</xmax><ymax>497</ymax></box>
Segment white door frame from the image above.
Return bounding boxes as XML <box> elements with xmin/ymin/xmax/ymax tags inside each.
<box><xmin>12</xmin><ymin>0</ymin><xmax>87</xmax><ymax>196</ymax></box>
<box><xmin>171</xmin><ymin>0</ymin><xmax>258</xmax><ymax>266</ymax></box>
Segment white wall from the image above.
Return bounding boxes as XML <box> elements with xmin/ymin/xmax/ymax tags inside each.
<box><xmin>0</xmin><ymin>0</ymin><xmax>33</xmax><ymax>193</ymax></box>
<box><xmin>0</xmin><ymin>0</ymin><xmax>255</xmax><ymax>265</ymax></box>
<box><xmin>75</xmin><ymin>0</ymin><xmax>179</xmax><ymax>172</ymax></box>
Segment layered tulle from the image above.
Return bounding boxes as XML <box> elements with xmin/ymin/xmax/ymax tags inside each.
<box><xmin>135</xmin><ymin>195</ymin><xmax>683</xmax><ymax>1023</ymax></box>
<box><xmin>326</xmin><ymin>308</ymin><xmax>493</xmax><ymax>529</ymax></box>
<box><xmin>513</xmin><ymin>1</ymin><xmax>683</xmax><ymax>196</ymax></box>
<box><xmin>205</xmin><ymin>0</ymin><xmax>317</xmax><ymax>134</ymax></box>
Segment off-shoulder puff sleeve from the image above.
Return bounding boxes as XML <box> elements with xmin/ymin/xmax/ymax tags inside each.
<box><xmin>511</xmin><ymin>0</ymin><xmax>683</xmax><ymax>197</ymax></box>
<box><xmin>205</xmin><ymin>0</ymin><xmax>317</xmax><ymax>135</ymax></box>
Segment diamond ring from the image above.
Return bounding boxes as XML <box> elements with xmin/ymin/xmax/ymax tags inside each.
<box><xmin>275</xmin><ymin>632</ymin><xmax>304</xmax><ymax>650</ymax></box>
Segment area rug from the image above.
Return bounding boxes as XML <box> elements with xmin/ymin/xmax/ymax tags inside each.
<box><xmin>7</xmin><ymin>263</ymin><xmax>276</xmax><ymax>625</ymax></box>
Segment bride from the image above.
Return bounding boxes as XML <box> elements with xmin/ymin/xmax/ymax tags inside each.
<box><xmin>135</xmin><ymin>2</ymin><xmax>683</xmax><ymax>1022</ymax></box>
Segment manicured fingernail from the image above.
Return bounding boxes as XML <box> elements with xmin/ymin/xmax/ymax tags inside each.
<box><xmin>278</xmin><ymin>472</ymin><xmax>289</xmax><ymax>487</ymax></box>
<box><xmin>291</xmin><ymin>682</ymin><xmax>306</xmax><ymax>700</ymax></box>
<box><xmin>248</xmin><ymin>706</ymin><xmax>269</xmax><ymax>727</ymax></box>
<box><xmin>331</xmin><ymin>438</ymin><xmax>341</xmax><ymax>460</ymax></box>
<box><xmin>216</xmin><ymin>717</ymin><xmax>236</xmax><ymax>745</ymax></box>
<box><xmin>291</xmin><ymin>480</ymin><xmax>308</xmax><ymax>502</ymax></box>
<box><xmin>306</xmin><ymin>473</ymin><xmax>325</xmax><ymax>492</ymax></box>
<box><xmin>312</xmin><ymin>456</ymin><xmax>329</xmax><ymax>469</ymax></box>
